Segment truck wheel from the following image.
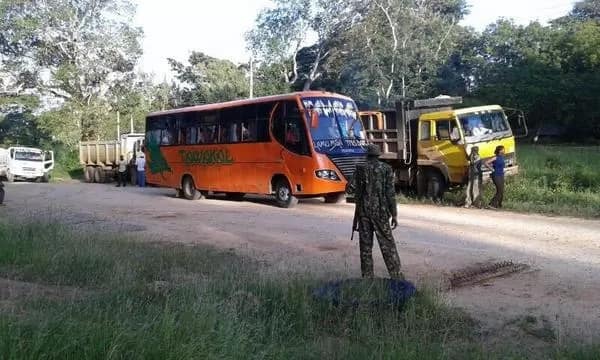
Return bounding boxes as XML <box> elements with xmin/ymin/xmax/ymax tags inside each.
<box><xmin>6</xmin><ymin>171</ymin><xmax>14</xmax><ymax>183</ymax></box>
<box><xmin>41</xmin><ymin>174</ymin><xmax>50</xmax><ymax>183</ymax></box>
<box><xmin>416</xmin><ymin>169</ymin><xmax>427</xmax><ymax>197</ymax></box>
<box><xmin>274</xmin><ymin>179</ymin><xmax>298</xmax><ymax>208</ymax></box>
<box><xmin>324</xmin><ymin>192</ymin><xmax>345</xmax><ymax>204</ymax></box>
<box><xmin>85</xmin><ymin>166</ymin><xmax>95</xmax><ymax>183</ymax></box>
<box><xmin>182</xmin><ymin>176</ymin><xmax>203</xmax><ymax>200</ymax></box>
<box><xmin>94</xmin><ymin>167</ymin><xmax>106</xmax><ymax>183</ymax></box>
<box><xmin>426</xmin><ymin>171</ymin><xmax>445</xmax><ymax>201</ymax></box>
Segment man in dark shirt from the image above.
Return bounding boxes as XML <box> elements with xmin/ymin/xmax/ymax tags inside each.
<box><xmin>346</xmin><ymin>144</ymin><xmax>402</xmax><ymax>279</ymax></box>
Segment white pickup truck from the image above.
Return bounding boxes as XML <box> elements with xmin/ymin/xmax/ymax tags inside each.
<box><xmin>0</xmin><ymin>146</ymin><xmax>55</xmax><ymax>182</ymax></box>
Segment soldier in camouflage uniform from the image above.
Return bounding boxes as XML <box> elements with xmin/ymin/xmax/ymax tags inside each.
<box><xmin>346</xmin><ymin>144</ymin><xmax>402</xmax><ymax>279</ymax></box>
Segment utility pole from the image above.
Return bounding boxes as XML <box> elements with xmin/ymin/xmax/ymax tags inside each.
<box><xmin>130</xmin><ymin>115</ymin><xmax>134</xmax><ymax>134</ymax></box>
<box><xmin>117</xmin><ymin>111</ymin><xmax>121</xmax><ymax>138</ymax></box>
<box><xmin>249</xmin><ymin>55</ymin><xmax>254</xmax><ymax>99</ymax></box>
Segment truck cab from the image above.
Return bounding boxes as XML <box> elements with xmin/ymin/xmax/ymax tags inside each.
<box><xmin>0</xmin><ymin>147</ymin><xmax>54</xmax><ymax>182</ymax></box>
<box><xmin>360</xmin><ymin>97</ymin><xmax>521</xmax><ymax>198</ymax></box>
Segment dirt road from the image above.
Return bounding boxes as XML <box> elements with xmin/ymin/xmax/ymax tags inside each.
<box><xmin>2</xmin><ymin>182</ymin><xmax>599</xmax><ymax>343</ymax></box>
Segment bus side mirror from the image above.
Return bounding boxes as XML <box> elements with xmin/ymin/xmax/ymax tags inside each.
<box><xmin>310</xmin><ymin>111</ymin><xmax>319</xmax><ymax>128</ymax></box>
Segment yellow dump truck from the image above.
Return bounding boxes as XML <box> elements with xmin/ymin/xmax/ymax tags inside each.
<box><xmin>79</xmin><ymin>133</ymin><xmax>145</xmax><ymax>184</ymax></box>
<box><xmin>360</xmin><ymin>96</ymin><xmax>525</xmax><ymax>198</ymax></box>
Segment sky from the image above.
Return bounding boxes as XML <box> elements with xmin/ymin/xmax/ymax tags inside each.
<box><xmin>134</xmin><ymin>0</ymin><xmax>576</xmax><ymax>80</ymax></box>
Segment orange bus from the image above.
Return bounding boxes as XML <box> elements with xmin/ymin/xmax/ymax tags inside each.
<box><xmin>144</xmin><ymin>91</ymin><xmax>367</xmax><ymax>208</ymax></box>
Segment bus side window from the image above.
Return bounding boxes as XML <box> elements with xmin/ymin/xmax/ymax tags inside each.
<box><xmin>272</xmin><ymin>101</ymin><xmax>310</xmax><ymax>156</ymax></box>
<box><xmin>146</xmin><ymin>116</ymin><xmax>163</xmax><ymax>145</ymax></box>
<box><xmin>200</xmin><ymin>112</ymin><xmax>218</xmax><ymax>143</ymax></box>
<box><xmin>255</xmin><ymin>102</ymin><xmax>273</xmax><ymax>142</ymax></box>
<box><xmin>160</xmin><ymin>116</ymin><xmax>177</xmax><ymax>145</ymax></box>
<box><xmin>180</xmin><ymin>112</ymin><xmax>200</xmax><ymax>145</ymax></box>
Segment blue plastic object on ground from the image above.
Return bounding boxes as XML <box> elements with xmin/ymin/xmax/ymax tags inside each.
<box><xmin>312</xmin><ymin>278</ymin><xmax>417</xmax><ymax>308</ymax></box>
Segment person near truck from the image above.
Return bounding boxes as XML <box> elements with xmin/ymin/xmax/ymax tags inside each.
<box><xmin>464</xmin><ymin>146</ymin><xmax>483</xmax><ymax>208</ymax></box>
<box><xmin>116</xmin><ymin>155</ymin><xmax>128</xmax><ymax>187</ymax></box>
<box><xmin>135</xmin><ymin>153</ymin><xmax>146</xmax><ymax>187</ymax></box>
<box><xmin>346</xmin><ymin>144</ymin><xmax>403</xmax><ymax>279</ymax></box>
<box><xmin>485</xmin><ymin>145</ymin><xmax>506</xmax><ymax>209</ymax></box>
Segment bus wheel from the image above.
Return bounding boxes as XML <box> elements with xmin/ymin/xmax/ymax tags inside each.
<box><xmin>274</xmin><ymin>179</ymin><xmax>298</xmax><ymax>208</ymax></box>
<box><xmin>226</xmin><ymin>192</ymin><xmax>245</xmax><ymax>201</ymax></box>
<box><xmin>182</xmin><ymin>176</ymin><xmax>203</xmax><ymax>200</ymax></box>
<box><xmin>324</xmin><ymin>192</ymin><xmax>345</xmax><ymax>204</ymax></box>
<box><xmin>85</xmin><ymin>166</ymin><xmax>95</xmax><ymax>183</ymax></box>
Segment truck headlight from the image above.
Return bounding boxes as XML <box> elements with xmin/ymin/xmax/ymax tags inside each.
<box><xmin>316</xmin><ymin>170</ymin><xmax>340</xmax><ymax>181</ymax></box>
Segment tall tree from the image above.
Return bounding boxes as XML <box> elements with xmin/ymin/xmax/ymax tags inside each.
<box><xmin>248</xmin><ymin>0</ymin><xmax>353</xmax><ymax>91</ymax></box>
<box><xmin>344</xmin><ymin>0</ymin><xmax>468</xmax><ymax>106</ymax></box>
<box><xmin>0</xmin><ymin>0</ymin><xmax>143</xmax><ymax>143</ymax></box>
<box><xmin>168</xmin><ymin>52</ymin><xmax>249</xmax><ymax>106</ymax></box>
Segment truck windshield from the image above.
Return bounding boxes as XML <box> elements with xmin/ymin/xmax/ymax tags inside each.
<box><xmin>459</xmin><ymin>111</ymin><xmax>512</xmax><ymax>143</ymax></box>
<box><xmin>302</xmin><ymin>97</ymin><xmax>366</xmax><ymax>153</ymax></box>
<box><xmin>15</xmin><ymin>151</ymin><xmax>43</xmax><ymax>162</ymax></box>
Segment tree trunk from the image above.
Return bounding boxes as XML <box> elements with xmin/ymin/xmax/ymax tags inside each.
<box><xmin>302</xmin><ymin>79</ymin><xmax>312</xmax><ymax>91</ymax></box>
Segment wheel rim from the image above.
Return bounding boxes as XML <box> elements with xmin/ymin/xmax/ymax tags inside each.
<box><xmin>277</xmin><ymin>185</ymin><xmax>290</xmax><ymax>202</ymax></box>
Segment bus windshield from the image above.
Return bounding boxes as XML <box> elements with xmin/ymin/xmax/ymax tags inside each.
<box><xmin>15</xmin><ymin>151</ymin><xmax>43</xmax><ymax>162</ymax></box>
<box><xmin>301</xmin><ymin>97</ymin><xmax>366</xmax><ymax>153</ymax></box>
<box><xmin>459</xmin><ymin>111</ymin><xmax>512</xmax><ymax>143</ymax></box>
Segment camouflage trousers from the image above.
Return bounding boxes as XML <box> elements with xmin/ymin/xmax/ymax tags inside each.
<box><xmin>358</xmin><ymin>217</ymin><xmax>401</xmax><ymax>278</ymax></box>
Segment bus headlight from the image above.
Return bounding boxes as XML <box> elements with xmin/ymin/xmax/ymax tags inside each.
<box><xmin>316</xmin><ymin>170</ymin><xmax>340</xmax><ymax>181</ymax></box>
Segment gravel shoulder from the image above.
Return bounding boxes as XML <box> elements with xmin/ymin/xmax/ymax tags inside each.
<box><xmin>2</xmin><ymin>182</ymin><xmax>600</xmax><ymax>343</ymax></box>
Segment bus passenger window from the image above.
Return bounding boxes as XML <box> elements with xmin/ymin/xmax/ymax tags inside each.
<box><xmin>272</xmin><ymin>101</ymin><xmax>309</xmax><ymax>156</ymax></box>
<box><xmin>161</xmin><ymin>116</ymin><xmax>177</xmax><ymax>145</ymax></box>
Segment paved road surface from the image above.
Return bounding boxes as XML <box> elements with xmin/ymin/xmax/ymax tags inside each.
<box><xmin>1</xmin><ymin>182</ymin><xmax>599</xmax><ymax>342</ymax></box>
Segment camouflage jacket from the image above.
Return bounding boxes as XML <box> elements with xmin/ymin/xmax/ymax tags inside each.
<box><xmin>346</xmin><ymin>158</ymin><xmax>397</xmax><ymax>220</ymax></box>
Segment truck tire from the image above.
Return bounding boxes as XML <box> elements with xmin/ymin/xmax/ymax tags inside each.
<box><xmin>324</xmin><ymin>192</ymin><xmax>345</xmax><ymax>204</ymax></box>
<box><xmin>426</xmin><ymin>171</ymin><xmax>445</xmax><ymax>201</ymax></box>
<box><xmin>85</xmin><ymin>166</ymin><xmax>95</xmax><ymax>183</ymax></box>
<box><xmin>94</xmin><ymin>167</ymin><xmax>106</xmax><ymax>183</ymax></box>
<box><xmin>416</xmin><ymin>168</ymin><xmax>426</xmax><ymax>197</ymax></box>
<box><xmin>182</xmin><ymin>176</ymin><xmax>203</xmax><ymax>200</ymax></box>
<box><xmin>41</xmin><ymin>173</ymin><xmax>50</xmax><ymax>183</ymax></box>
<box><xmin>274</xmin><ymin>178</ymin><xmax>298</xmax><ymax>208</ymax></box>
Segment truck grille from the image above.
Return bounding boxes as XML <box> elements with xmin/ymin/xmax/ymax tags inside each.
<box><xmin>329</xmin><ymin>155</ymin><xmax>366</xmax><ymax>181</ymax></box>
<box><xmin>22</xmin><ymin>167</ymin><xmax>36</xmax><ymax>172</ymax></box>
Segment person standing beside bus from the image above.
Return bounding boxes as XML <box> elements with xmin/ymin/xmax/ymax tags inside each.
<box><xmin>135</xmin><ymin>153</ymin><xmax>146</xmax><ymax>187</ymax></box>
<box><xmin>116</xmin><ymin>155</ymin><xmax>128</xmax><ymax>187</ymax></box>
<box><xmin>346</xmin><ymin>144</ymin><xmax>403</xmax><ymax>279</ymax></box>
<box><xmin>464</xmin><ymin>146</ymin><xmax>482</xmax><ymax>208</ymax></box>
<box><xmin>486</xmin><ymin>145</ymin><xmax>506</xmax><ymax>209</ymax></box>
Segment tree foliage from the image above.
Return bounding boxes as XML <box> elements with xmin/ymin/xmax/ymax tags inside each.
<box><xmin>168</xmin><ymin>52</ymin><xmax>249</xmax><ymax>106</ymax></box>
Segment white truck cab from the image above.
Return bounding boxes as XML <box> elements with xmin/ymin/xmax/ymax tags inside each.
<box><xmin>0</xmin><ymin>146</ymin><xmax>55</xmax><ymax>182</ymax></box>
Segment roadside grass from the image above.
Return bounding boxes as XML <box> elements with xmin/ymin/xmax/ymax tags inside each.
<box><xmin>0</xmin><ymin>221</ymin><xmax>596</xmax><ymax>359</ymax></box>
<box><xmin>401</xmin><ymin>145</ymin><xmax>600</xmax><ymax>218</ymax></box>
<box><xmin>50</xmin><ymin>150</ymin><xmax>83</xmax><ymax>183</ymax></box>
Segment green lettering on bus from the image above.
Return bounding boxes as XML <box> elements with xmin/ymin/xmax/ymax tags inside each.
<box><xmin>179</xmin><ymin>149</ymin><xmax>234</xmax><ymax>165</ymax></box>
